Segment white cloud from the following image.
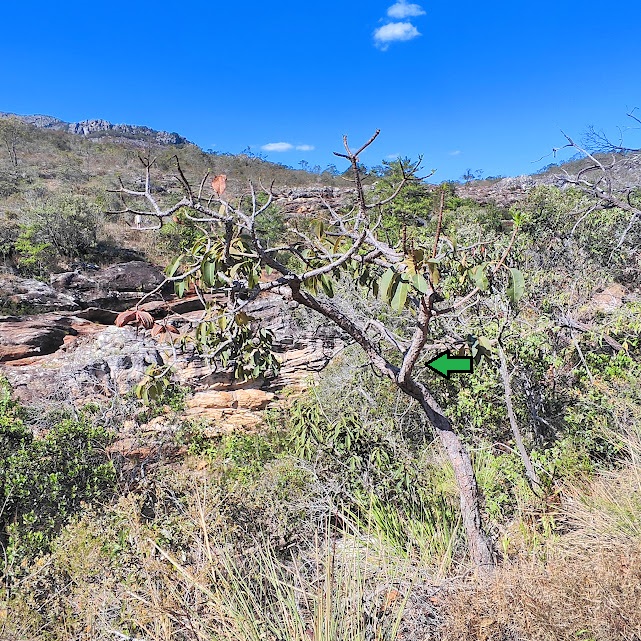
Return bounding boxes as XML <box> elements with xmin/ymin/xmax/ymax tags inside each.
<box><xmin>449</xmin><ymin>150</ymin><xmax>462</xmax><ymax>156</ymax></box>
<box><xmin>386</xmin><ymin>153</ymin><xmax>401</xmax><ymax>160</ymax></box>
<box><xmin>373</xmin><ymin>22</ymin><xmax>421</xmax><ymax>50</ymax></box>
<box><xmin>261</xmin><ymin>142</ymin><xmax>294</xmax><ymax>152</ymax></box>
<box><xmin>387</xmin><ymin>0</ymin><xmax>425</xmax><ymax>19</ymax></box>
<box><xmin>260</xmin><ymin>142</ymin><xmax>315</xmax><ymax>153</ymax></box>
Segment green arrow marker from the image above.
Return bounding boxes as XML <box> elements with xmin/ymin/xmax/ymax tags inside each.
<box><xmin>426</xmin><ymin>351</ymin><xmax>473</xmax><ymax>379</ymax></box>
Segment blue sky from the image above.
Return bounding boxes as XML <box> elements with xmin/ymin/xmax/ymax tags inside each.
<box><xmin>1</xmin><ymin>1</ymin><xmax>640</xmax><ymax>180</ymax></box>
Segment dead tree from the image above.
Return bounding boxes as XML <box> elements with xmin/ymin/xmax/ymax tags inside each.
<box><xmin>554</xmin><ymin>112</ymin><xmax>641</xmax><ymax>260</ymax></box>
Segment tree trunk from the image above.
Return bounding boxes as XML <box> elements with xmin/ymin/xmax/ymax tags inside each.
<box><xmin>403</xmin><ymin>379</ymin><xmax>495</xmax><ymax>569</ymax></box>
<box><xmin>498</xmin><ymin>345</ymin><xmax>540</xmax><ymax>489</ymax></box>
<box><xmin>288</xmin><ymin>286</ymin><xmax>495</xmax><ymax>568</ymax></box>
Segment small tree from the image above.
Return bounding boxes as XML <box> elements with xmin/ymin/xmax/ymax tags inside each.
<box><xmin>0</xmin><ymin>116</ymin><xmax>30</xmax><ymax>167</ymax></box>
<box><xmin>26</xmin><ymin>194</ymin><xmax>100</xmax><ymax>259</ymax></box>
<box><xmin>111</xmin><ymin>132</ymin><xmax>525</xmax><ymax>568</ymax></box>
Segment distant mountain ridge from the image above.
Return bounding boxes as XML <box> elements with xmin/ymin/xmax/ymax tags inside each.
<box><xmin>2</xmin><ymin>111</ymin><xmax>636</xmax><ymax>209</ymax></box>
<box><xmin>0</xmin><ymin>112</ymin><xmax>191</xmax><ymax>146</ymax></box>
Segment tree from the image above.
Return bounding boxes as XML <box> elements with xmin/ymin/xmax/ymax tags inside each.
<box><xmin>554</xmin><ymin>112</ymin><xmax>641</xmax><ymax>262</ymax></box>
<box><xmin>25</xmin><ymin>194</ymin><xmax>100</xmax><ymax>259</ymax></box>
<box><xmin>461</xmin><ymin>168</ymin><xmax>484</xmax><ymax>183</ymax></box>
<box><xmin>110</xmin><ymin>132</ymin><xmax>525</xmax><ymax>568</ymax></box>
<box><xmin>0</xmin><ymin>116</ymin><xmax>30</xmax><ymax>167</ymax></box>
<box><xmin>372</xmin><ymin>156</ymin><xmax>436</xmax><ymax>236</ymax></box>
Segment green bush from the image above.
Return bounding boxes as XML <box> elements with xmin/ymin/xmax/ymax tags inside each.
<box><xmin>0</xmin><ymin>381</ymin><xmax>117</xmax><ymax>567</ymax></box>
<box><xmin>288</xmin><ymin>399</ymin><xmax>461</xmax><ymax>562</ymax></box>
<box><xmin>13</xmin><ymin>225</ymin><xmax>54</xmax><ymax>276</ymax></box>
<box><xmin>24</xmin><ymin>193</ymin><xmax>101</xmax><ymax>260</ymax></box>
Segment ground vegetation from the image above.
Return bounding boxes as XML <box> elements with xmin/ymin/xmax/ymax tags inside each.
<box><xmin>0</xmin><ymin>116</ymin><xmax>640</xmax><ymax>639</ymax></box>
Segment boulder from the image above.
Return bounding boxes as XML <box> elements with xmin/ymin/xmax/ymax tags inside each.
<box><xmin>91</xmin><ymin>261</ymin><xmax>166</xmax><ymax>293</ymax></box>
<box><xmin>0</xmin><ymin>276</ymin><xmax>79</xmax><ymax>312</ymax></box>
<box><xmin>50</xmin><ymin>271</ymin><xmax>98</xmax><ymax>291</ymax></box>
<box><xmin>46</xmin><ymin>261</ymin><xmax>169</xmax><ymax>312</ymax></box>
<box><xmin>0</xmin><ymin>314</ymin><xmax>78</xmax><ymax>362</ymax></box>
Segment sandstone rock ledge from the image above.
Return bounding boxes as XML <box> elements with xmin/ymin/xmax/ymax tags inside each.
<box><xmin>0</xmin><ymin>294</ymin><xmax>345</xmax><ymax>434</ymax></box>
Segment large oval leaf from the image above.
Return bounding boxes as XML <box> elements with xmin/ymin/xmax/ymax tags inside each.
<box><xmin>507</xmin><ymin>268</ymin><xmax>525</xmax><ymax>304</ymax></box>
<box><xmin>412</xmin><ymin>273</ymin><xmax>429</xmax><ymax>294</ymax></box>
<box><xmin>379</xmin><ymin>268</ymin><xmax>397</xmax><ymax>303</ymax></box>
<box><xmin>390</xmin><ymin>280</ymin><xmax>409</xmax><ymax>311</ymax></box>
<box><xmin>165</xmin><ymin>253</ymin><xmax>184</xmax><ymax>278</ymax></box>
<box><xmin>201</xmin><ymin>259</ymin><xmax>217</xmax><ymax>288</ymax></box>
<box><xmin>469</xmin><ymin>264</ymin><xmax>489</xmax><ymax>291</ymax></box>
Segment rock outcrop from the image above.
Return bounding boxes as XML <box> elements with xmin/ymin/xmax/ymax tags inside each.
<box><xmin>457</xmin><ymin>174</ymin><xmax>558</xmax><ymax>208</ymax></box>
<box><xmin>0</xmin><ymin>315</ymin><xmax>78</xmax><ymax>362</ymax></box>
<box><xmin>0</xmin><ymin>261</ymin><xmax>168</xmax><ymax>313</ymax></box>
<box><xmin>0</xmin><ymin>112</ymin><xmax>190</xmax><ymax>146</ymax></box>
<box><xmin>0</xmin><ymin>276</ymin><xmax>80</xmax><ymax>312</ymax></box>
<box><xmin>273</xmin><ymin>186</ymin><xmax>353</xmax><ymax>215</ymax></box>
<box><xmin>0</xmin><ymin>294</ymin><xmax>345</xmax><ymax>433</ymax></box>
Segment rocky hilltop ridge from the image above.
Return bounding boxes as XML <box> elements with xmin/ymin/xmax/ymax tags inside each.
<box><xmin>0</xmin><ymin>112</ymin><xmax>191</xmax><ymax>146</ymax></box>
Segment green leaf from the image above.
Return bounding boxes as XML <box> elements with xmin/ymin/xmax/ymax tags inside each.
<box><xmin>304</xmin><ymin>276</ymin><xmax>318</xmax><ymax>294</ymax></box>
<box><xmin>507</xmin><ymin>268</ymin><xmax>525</xmax><ymax>304</ymax></box>
<box><xmin>379</xmin><ymin>268</ymin><xmax>396</xmax><ymax>302</ymax></box>
<box><xmin>320</xmin><ymin>274</ymin><xmax>334</xmax><ymax>298</ymax></box>
<box><xmin>390</xmin><ymin>280</ymin><xmax>409</xmax><ymax>311</ymax></box>
<box><xmin>201</xmin><ymin>259</ymin><xmax>217</xmax><ymax>287</ymax></box>
<box><xmin>427</xmin><ymin>261</ymin><xmax>440</xmax><ymax>287</ymax></box>
<box><xmin>411</xmin><ymin>273</ymin><xmax>429</xmax><ymax>294</ymax></box>
<box><xmin>175</xmin><ymin>279</ymin><xmax>186</xmax><ymax>298</ymax></box>
<box><xmin>469</xmin><ymin>264</ymin><xmax>489</xmax><ymax>291</ymax></box>
<box><xmin>247</xmin><ymin>266</ymin><xmax>259</xmax><ymax>289</ymax></box>
<box><xmin>311</xmin><ymin>219</ymin><xmax>325</xmax><ymax>240</ymax></box>
<box><xmin>165</xmin><ymin>254</ymin><xmax>184</xmax><ymax>278</ymax></box>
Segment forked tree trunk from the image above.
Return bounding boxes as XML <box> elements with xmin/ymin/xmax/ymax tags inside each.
<box><xmin>403</xmin><ymin>379</ymin><xmax>495</xmax><ymax>569</ymax></box>
<box><xmin>289</xmin><ymin>286</ymin><xmax>495</xmax><ymax>568</ymax></box>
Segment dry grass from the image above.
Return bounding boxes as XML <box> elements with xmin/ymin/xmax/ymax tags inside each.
<box><xmin>441</xmin><ymin>452</ymin><xmax>641</xmax><ymax>641</ymax></box>
<box><xmin>1</xmin><ymin>473</ymin><xmax>435</xmax><ymax>641</ymax></box>
<box><xmin>441</xmin><ymin>541</ymin><xmax>641</xmax><ymax>641</ymax></box>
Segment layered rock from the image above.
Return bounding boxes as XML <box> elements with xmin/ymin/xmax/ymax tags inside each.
<box><xmin>0</xmin><ymin>320</ymin><xmax>163</xmax><ymax>403</ymax></box>
<box><xmin>0</xmin><ymin>315</ymin><xmax>78</xmax><ymax>361</ymax></box>
<box><xmin>0</xmin><ymin>113</ymin><xmax>190</xmax><ymax>146</ymax></box>
<box><xmin>0</xmin><ymin>294</ymin><xmax>345</xmax><ymax>433</ymax></box>
<box><xmin>0</xmin><ymin>261</ymin><xmax>167</xmax><ymax>314</ymax></box>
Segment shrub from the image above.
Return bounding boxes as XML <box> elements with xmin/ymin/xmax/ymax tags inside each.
<box><xmin>24</xmin><ymin>193</ymin><xmax>101</xmax><ymax>259</ymax></box>
<box><xmin>13</xmin><ymin>224</ymin><xmax>54</xmax><ymax>276</ymax></box>
<box><xmin>0</xmin><ymin>381</ymin><xmax>117</xmax><ymax>567</ymax></box>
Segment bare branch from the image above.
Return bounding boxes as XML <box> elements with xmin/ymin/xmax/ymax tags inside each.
<box><xmin>432</xmin><ymin>187</ymin><xmax>445</xmax><ymax>259</ymax></box>
<box><xmin>301</xmin><ymin>229</ymin><xmax>368</xmax><ymax>280</ymax></box>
